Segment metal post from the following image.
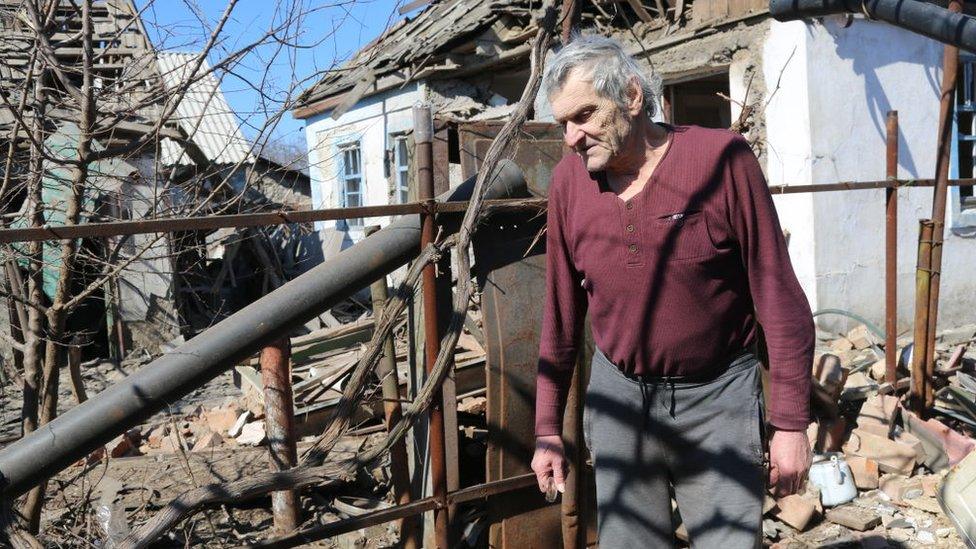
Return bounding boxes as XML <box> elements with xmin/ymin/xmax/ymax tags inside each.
<box><xmin>911</xmin><ymin>220</ymin><xmax>934</xmax><ymax>415</ymax></box>
<box><xmin>261</xmin><ymin>338</ymin><xmax>299</xmax><ymax>534</ymax></box>
<box><xmin>885</xmin><ymin>111</ymin><xmax>898</xmax><ymax>385</ymax></box>
<box><xmin>923</xmin><ymin>0</ymin><xmax>962</xmax><ymax>410</ymax></box>
<box><xmin>366</xmin><ymin>225</ymin><xmax>420</xmax><ymax>549</ymax></box>
<box><xmin>413</xmin><ymin>104</ymin><xmax>450</xmax><ymax>549</ymax></box>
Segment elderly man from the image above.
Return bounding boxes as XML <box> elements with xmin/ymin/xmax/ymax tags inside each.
<box><xmin>530</xmin><ymin>35</ymin><xmax>814</xmax><ymax>548</ymax></box>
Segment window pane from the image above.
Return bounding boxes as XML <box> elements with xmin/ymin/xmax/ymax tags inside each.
<box><xmin>345</xmin><ymin>177</ymin><xmax>360</xmax><ymax>194</ymax></box>
<box><xmin>347</xmin><ymin>193</ymin><xmax>361</xmax><ymax>208</ymax></box>
<box><xmin>399</xmin><ymin>188</ymin><xmax>409</xmax><ymax>204</ymax></box>
<box><xmin>397</xmin><ymin>139</ymin><xmax>408</xmax><ymax>167</ymax></box>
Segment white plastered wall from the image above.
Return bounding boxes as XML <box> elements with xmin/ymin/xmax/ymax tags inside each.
<box><xmin>763</xmin><ymin>21</ymin><xmax>819</xmax><ymax>313</ymax></box>
<box><xmin>303</xmin><ymin>84</ymin><xmax>421</xmax><ymax>258</ymax></box>
<box><xmin>764</xmin><ymin>17</ymin><xmax>976</xmax><ymax>332</ymax></box>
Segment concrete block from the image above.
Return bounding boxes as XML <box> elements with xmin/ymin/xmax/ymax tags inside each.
<box><xmin>824</xmin><ymin>505</ymin><xmax>881</xmax><ymax>531</ymax></box>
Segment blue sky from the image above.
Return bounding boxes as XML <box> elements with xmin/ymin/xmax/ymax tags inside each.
<box><xmin>136</xmin><ymin>0</ymin><xmax>413</xmax><ymax>147</ymax></box>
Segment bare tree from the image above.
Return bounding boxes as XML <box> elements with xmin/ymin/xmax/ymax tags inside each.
<box><xmin>0</xmin><ymin>0</ymin><xmax>354</xmax><ymax>535</ymax></box>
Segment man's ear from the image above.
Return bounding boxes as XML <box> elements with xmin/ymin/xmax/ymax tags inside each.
<box><xmin>627</xmin><ymin>77</ymin><xmax>643</xmax><ymax>117</ymax></box>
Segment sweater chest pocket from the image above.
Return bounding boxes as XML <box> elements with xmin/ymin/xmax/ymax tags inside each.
<box><xmin>651</xmin><ymin>210</ymin><xmax>714</xmax><ymax>262</ymax></box>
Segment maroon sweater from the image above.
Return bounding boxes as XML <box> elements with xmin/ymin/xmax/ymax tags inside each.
<box><xmin>536</xmin><ymin>125</ymin><xmax>814</xmax><ymax>436</ymax></box>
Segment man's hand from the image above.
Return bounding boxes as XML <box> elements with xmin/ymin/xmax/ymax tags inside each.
<box><xmin>531</xmin><ymin>434</ymin><xmax>567</xmax><ymax>496</ymax></box>
<box><xmin>768</xmin><ymin>429</ymin><xmax>812</xmax><ymax>497</ymax></box>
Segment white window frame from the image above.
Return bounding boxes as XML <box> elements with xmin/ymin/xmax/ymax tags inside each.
<box><xmin>393</xmin><ymin>135</ymin><xmax>410</xmax><ymax>204</ymax></box>
<box><xmin>340</xmin><ymin>142</ymin><xmax>364</xmax><ymax>228</ymax></box>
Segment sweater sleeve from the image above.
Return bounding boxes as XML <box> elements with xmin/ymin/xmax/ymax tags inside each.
<box><xmin>535</xmin><ymin>168</ymin><xmax>588</xmax><ymax>437</ymax></box>
<box><xmin>725</xmin><ymin>135</ymin><xmax>814</xmax><ymax>431</ymax></box>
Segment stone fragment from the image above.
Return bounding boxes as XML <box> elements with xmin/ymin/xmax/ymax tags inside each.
<box><xmin>879</xmin><ymin>474</ymin><xmax>907</xmax><ymax>502</ymax></box>
<box><xmin>235</xmin><ymin>421</ymin><xmax>266</xmax><ymax>446</ymax></box>
<box><xmin>870</xmin><ymin>358</ymin><xmax>887</xmax><ymax>381</ymax></box>
<box><xmin>916</xmin><ymin>529</ymin><xmax>936</xmax><ymax>545</ymax></box>
<box><xmin>203</xmin><ymin>405</ymin><xmax>242</xmax><ymax>434</ymax></box>
<box><xmin>939</xmin><ymin>325</ymin><xmax>976</xmax><ymax>346</ymax></box>
<box><xmin>845</xmin><ymin>429</ymin><xmax>916</xmax><ymax>475</ymax></box>
<box><xmin>824</xmin><ymin>505</ymin><xmax>881</xmax><ymax>531</ymax></box>
<box><xmin>146</xmin><ymin>425</ymin><xmax>167</xmax><ymax>448</ymax></box>
<box><xmin>191</xmin><ymin>430</ymin><xmax>223</xmax><ymax>452</ymax></box>
<box><xmin>846</xmin><ymin>456</ymin><xmax>879</xmax><ymax>489</ymax></box>
<box><xmin>831</xmin><ymin>337</ymin><xmax>855</xmax><ymax>352</ymax></box>
<box><xmin>228</xmin><ymin>410</ymin><xmax>251</xmax><ymax>437</ymax></box>
<box><xmin>773</xmin><ymin>494</ymin><xmax>820</xmax><ymax>532</ymax></box>
<box><xmin>905</xmin><ymin>496</ymin><xmax>942</xmax><ymax>514</ymax></box>
<box><xmin>857</xmin><ymin>395</ymin><xmax>899</xmax><ymax>436</ymax></box>
<box><xmin>846</xmin><ymin>325</ymin><xmax>875</xmax><ymax>350</ymax></box>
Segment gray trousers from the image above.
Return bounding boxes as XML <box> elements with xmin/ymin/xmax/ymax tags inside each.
<box><xmin>583</xmin><ymin>349</ymin><xmax>765</xmax><ymax>549</ymax></box>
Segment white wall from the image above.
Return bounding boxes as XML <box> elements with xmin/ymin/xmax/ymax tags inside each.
<box><xmin>302</xmin><ymin>84</ymin><xmax>421</xmax><ymax>257</ymax></box>
<box><xmin>764</xmin><ymin>17</ymin><xmax>976</xmax><ymax>332</ymax></box>
<box><xmin>763</xmin><ymin>21</ymin><xmax>819</xmax><ymax>313</ymax></box>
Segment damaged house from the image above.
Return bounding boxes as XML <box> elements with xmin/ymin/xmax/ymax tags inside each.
<box><xmin>0</xmin><ymin>0</ymin><xmax>314</xmax><ymax>361</ymax></box>
<box><xmin>294</xmin><ymin>0</ymin><xmax>976</xmax><ymax>333</ymax></box>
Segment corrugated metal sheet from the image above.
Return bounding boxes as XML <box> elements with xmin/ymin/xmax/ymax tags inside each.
<box><xmin>157</xmin><ymin>52</ymin><xmax>253</xmax><ymax>167</ymax></box>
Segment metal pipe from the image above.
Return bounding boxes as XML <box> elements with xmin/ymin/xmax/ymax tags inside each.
<box><xmin>911</xmin><ymin>220</ymin><xmax>935</xmax><ymax>415</ymax></box>
<box><xmin>885</xmin><ymin>111</ymin><xmax>898</xmax><ymax>385</ymax></box>
<box><xmin>924</xmin><ymin>0</ymin><xmax>962</xmax><ymax>410</ymax></box>
<box><xmin>249</xmin><ymin>473</ymin><xmax>538</xmax><ymax>549</ymax></box>
<box><xmin>0</xmin><ymin>160</ymin><xmax>528</xmax><ymax>499</ymax></box>
<box><xmin>3</xmin><ymin>178</ymin><xmax>976</xmax><ymax>246</ymax></box>
<box><xmin>769</xmin><ymin>0</ymin><xmax>976</xmax><ymax>52</ymax></box>
<box><xmin>365</xmin><ymin>225</ymin><xmax>420</xmax><ymax>549</ymax></box>
<box><xmin>414</xmin><ymin>104</ymin><xmax>451</xmax><ymax>549</ymax></box>
<box><xmin>261</xmin><ymin>338</ymin><xmax>300</xmax><ymax>534</ymax></box>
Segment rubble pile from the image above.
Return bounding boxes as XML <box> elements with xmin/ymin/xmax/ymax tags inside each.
<box><xmin>763</xmin><ymin>323</ymin><xmax>976</xmax><ymax>548</ymax></box>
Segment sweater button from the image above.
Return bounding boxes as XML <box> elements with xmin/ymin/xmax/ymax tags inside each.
<box><xmin>628</xmin><ymin>244</ymin><xmax>638</xmax><ymax>253</ymax></box>
<box><xmin>625</xmin><ymin>201</ymin><xmax>633</xmax><ymax>210</ymax></box>
<box><xmin>626</xmin><ymin>224</ymin><xmax>635</xmax><ymax>233</ymax></box>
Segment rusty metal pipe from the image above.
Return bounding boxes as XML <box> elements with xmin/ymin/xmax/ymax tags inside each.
<box><xmin>0</xmin><ymin>161</ymin><xmax>527</xmax><ymax>499</ymax></box>
<box><xmin>365</xmin><ymin>225</ymin><xmax>420</xmax><ymax>549</ymax></box>
<box><xmin>414</xmin><ymin>104</ymin><xmax>451</xmax><ymax>549</ymax></box>
<box><xmin>261</xmin><ymin>338</ymin><xmax>300</xmax><ymax>534</ymax></box>
<box><xmin>885</xmin><ymin>111</ymin><xmax>898</xmax><ymax>385</ymax></box>
<box><xmin>924</xmin><ymin>0</ymin><xmax>962</xmax><ymax>410</ymax></box>
<box><xmin>911</xmin><ymin>220</ymin><xmax>934</xmax><ymax>415</ymax></box>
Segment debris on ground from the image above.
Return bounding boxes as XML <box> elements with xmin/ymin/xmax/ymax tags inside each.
<box><xmin>765</xmin><ymin>323</ymin><xmax>976</xmax><ymax>548</ymax></box>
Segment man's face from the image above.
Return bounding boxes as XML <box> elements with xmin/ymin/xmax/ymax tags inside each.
<box><xmin>549</xmin><ymin>68</ymin><xmax>638</xmax><ymax>172</ymax></box>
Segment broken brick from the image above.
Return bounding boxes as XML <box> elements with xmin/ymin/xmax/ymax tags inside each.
<box><xmin>773</xmin><ymin>494</ymin><xmax>820</xmax><ymax>532</ymax></box>
<box><xmin>846</xmin><ymin>456</ymin><xmax>879</xmax><ymax>489</ymax></box>
<box><xmin>844</xmin><ymin>429</ymin><xmax>916</xmax><ymax>475</ymax></box>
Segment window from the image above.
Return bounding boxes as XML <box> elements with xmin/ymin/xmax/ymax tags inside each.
<box><xmin>393</xmin><ymin>136</ymin><xmax>410</xmax><ymax>204</ymax></box>
<box><xmin>662</xmin><ymin>72</ymin><xmax>731</xmax><ymax>129</ymax></box>
<box><xmin>340</xmin><ymin>144</ymin><xmax>363</xmax><ymax>228</ymax></box>
<box><xmin>955</xmin><ymin>56</ymin><xmax>976</xmax><ymax>211</ymax></box>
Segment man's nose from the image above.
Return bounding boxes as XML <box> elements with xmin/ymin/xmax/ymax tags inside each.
<box><xmin>564</xmin><ymin>122</ymin><xmax>584</xmax><ymax>149</ymax></box>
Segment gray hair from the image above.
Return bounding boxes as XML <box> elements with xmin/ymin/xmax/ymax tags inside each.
<box><xmin>543</xmin><ymin>34</ymin><xmax>662</xmax><ymax>119</ymax></box>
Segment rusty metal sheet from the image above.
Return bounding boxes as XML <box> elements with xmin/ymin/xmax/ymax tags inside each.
<box><xmin>463</xmin><ymin>119</ymin><xmax>561</xmax><ymax>548</ymax></box>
